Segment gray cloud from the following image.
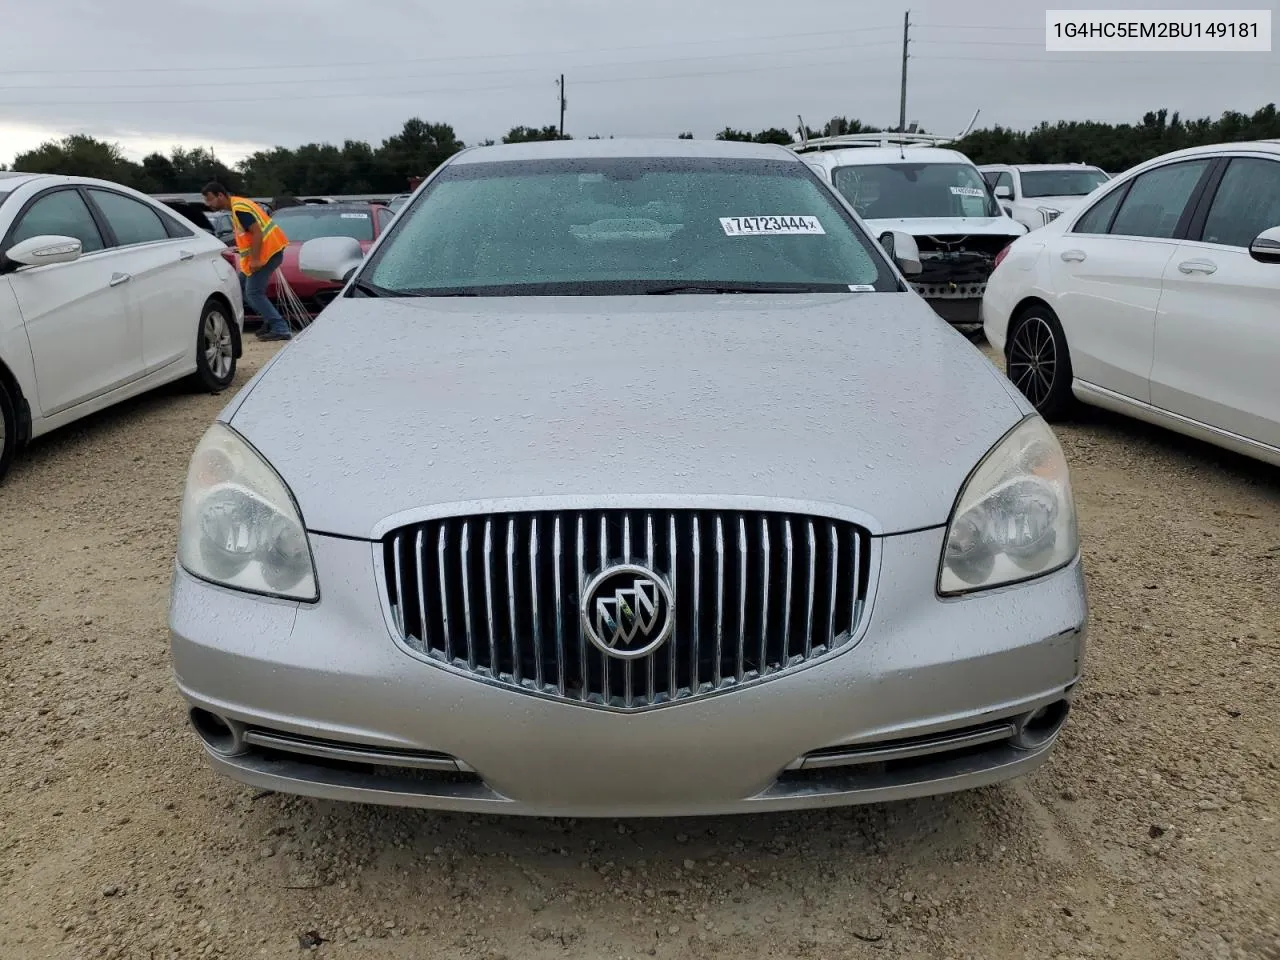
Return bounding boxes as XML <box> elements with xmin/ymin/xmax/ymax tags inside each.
<box><xmin>1</xmin><ymin>0</ymin><xmax>1275</xmax><ymax>162</ymax></box>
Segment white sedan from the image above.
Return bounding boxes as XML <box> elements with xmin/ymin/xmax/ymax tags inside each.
<box><xmin>983</xmin><ymin>141</ymin><xmax>1280</xmax><ymax>467</ymax></box>
<box><xmin>0</xmin><ymin>173</ymin><xmax>244</xmax><ymax>480</ymax></box>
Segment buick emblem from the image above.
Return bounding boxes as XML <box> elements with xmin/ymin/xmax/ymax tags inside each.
<box><xmin>580</xmin><ymin>563</ymin><xmax>675</xmax><ymax>660</ymax></box>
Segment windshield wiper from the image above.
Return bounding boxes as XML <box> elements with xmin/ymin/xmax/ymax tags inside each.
<box><xmin>348</xmin><ymin>278</ymin><xmax>396</xmax><ymax>298</ymax></box>
<box><xmin>644</xmin><ymin>283</ymin><xmax>828</xmax><ymax>295</ymax></box>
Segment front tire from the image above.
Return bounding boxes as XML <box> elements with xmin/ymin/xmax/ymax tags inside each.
<box><xmin>191</xmin><ymin>299</ymin><xmax>237</xmax><ymax>393</ymax></box>
<box><xmin>0</xmin><ymin>378</ymin><xmax>17</xmax><ymax>482</ymax></box>
<box><xmin>1006</xmin><ymin>304</ymin><xmax>1074</xmax><ymax>420</ymax></box>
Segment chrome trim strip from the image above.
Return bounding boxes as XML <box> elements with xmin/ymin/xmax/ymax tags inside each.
<box><xmin>794</xmin><ymin>722</ymin><xmax>1018</xmax><ymax>770</ymax></box>
<box><xmin>241</xmin><ymin>729</ymin><xmax>469</xmax><ymax>772</ymax></box>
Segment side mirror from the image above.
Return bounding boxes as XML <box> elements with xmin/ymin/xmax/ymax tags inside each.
<box><xmin>5</xmin><ymin>234</ymin><xmax>83</xmax><ymax>267</ymax></box>
<box><xmin>880</xmin><ymin>230</ymin><xmax>922</xmax><ymax>276</ymax></box>
<box><xmin>298</xmin><ymin>236</ymin><xmax>365</xmax><ymax>282</ymax></box>
<box><xmin>994</xmin><ymin>184</ymin><xmax>1013</xmax><ymax>200</ymax></box>
<box><xmin>1249</xmin><ymin>225</ymin><xmax>1280</xmax><ymax>264</ymax></box>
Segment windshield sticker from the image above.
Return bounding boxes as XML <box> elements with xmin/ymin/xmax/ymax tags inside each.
<box><xmin>340</xmin><ymin>212</ymin><xmax>369</xmax><ymax>219</ymax></box>
<box><xmin>720</xmin><ymin>215</ymin><xmax>825</xmax><ymax>236</ymax></box>
<box><xmin>949</xmin><ymin>187</ymin><xmax>987</xmax><ymax>198</ymax></box>
<box><xmin>847</xmin><ymin>284</ymin><xmax>877</xmax><ymax>292</ymax></box>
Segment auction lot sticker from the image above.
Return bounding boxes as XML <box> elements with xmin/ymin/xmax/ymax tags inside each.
<box><xmin>720</xmin><ymin>215</ymin><xmax>826</xmax><ymax>236</ymax></box>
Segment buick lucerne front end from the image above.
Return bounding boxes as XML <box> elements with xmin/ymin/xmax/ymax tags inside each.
<box><xmin>168</xmin><ymin>139</ymin><xmax>1087</xmax><ymax>817</ymax></box>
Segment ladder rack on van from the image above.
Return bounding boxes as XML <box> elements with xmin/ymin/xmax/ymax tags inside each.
<box><xmin>791</xmin><ymin>132</ymin><xmax>957</xmax><ymax>153</ymax></box>
<box><xmin>790</xmin><ymin>110</ymin><xmax>982</xmax><ymax>154</ymax></box>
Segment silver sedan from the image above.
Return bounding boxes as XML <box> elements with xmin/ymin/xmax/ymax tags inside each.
<box><xmin>169</xmin><ymin>138</ymin><xmax>1088</xmax><ymax>817</ymax></box>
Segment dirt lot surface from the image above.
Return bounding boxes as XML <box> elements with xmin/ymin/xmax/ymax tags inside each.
<box><xmin>2</xmin><ymin>337</ymin><xmax>1278</xmax><ymax>960</ymax></box>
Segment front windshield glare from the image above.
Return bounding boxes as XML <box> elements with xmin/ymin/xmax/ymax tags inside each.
<box><xmin>832</xmin><ymin>162</ymin><xmax>1001</xmax><ymax>220</ymax></box>
<box><xmin>361</xmin><ymin>157</ymin><xmax>896</xmax><ymax>296</ymax></box>
<box><xmin>1020</xmin><ymin>169</ymin><xmax>1109</xmax><ymax>198</ymax></box>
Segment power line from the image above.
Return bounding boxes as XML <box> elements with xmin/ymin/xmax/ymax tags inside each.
<box><xmin>913</xmin><ymin>38</ymin><xmax>1046</xmax><ymax>47</ymax></box>
<box><xmin>0</xmin><ymin>25</ymin><xmax>902</xmax><ymax>78</ymax></box>
<box><xmin>0</xmin><ymin>38</ymin><xmax>902</xmax><ymax>92</ymax></box>
<box><xmin>916</xmin><ymin>23</ymin><xmax>1044</xmax><ymax>31</ymax></box>
<box><xmin>0</xmin><ymin>54</ymin><xmax>903</xmax><ymax>108</ymax></box>
<box><xmin>922</xmin><ymin>53</ymin><xmax>1273</xmax><ymax>64</ymax></box>
<box><xmin>0</xmin><ymin>34</ymin><xmax>1108</xmax><ymax>96</ymax></box>
<box><xmin>3</xmin><ymin>46</ymin><xmax>1264</xmax><ymax>109</ymax></box>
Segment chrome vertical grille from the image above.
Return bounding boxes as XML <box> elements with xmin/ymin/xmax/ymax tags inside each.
<box><xmin>383</xmin><ymin>509</ymin><xmax>871</xmax><ymax>710</ymax></box>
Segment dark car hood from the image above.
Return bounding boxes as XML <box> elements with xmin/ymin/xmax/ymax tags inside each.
<box><xmin>225</xmin><ymin>293</ymin><xmax>1030</xmax><ymax>538</ymax></box>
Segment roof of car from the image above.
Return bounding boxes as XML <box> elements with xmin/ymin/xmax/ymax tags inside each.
<box><xmin>979</xmin><ymin>163</ymin><xmax>1104</xmax><ymax>172</ymax></box>
<box><xmin>800</xmin><ymin>146</ymin><xmax>974</xmax><ymax>169</ymax></box>
<box><xmin>0</xmin><ymin>171</ymin><xmax>49</xmax><ymax>188</ymax></box>
<box><xmin>272</xmin><ymin>201</ymin><xmax>379</xmax><ymax>212</ymax></box>
<box><xmin>449</xmin><ymin>137</ymin><xmax>798</xmax><ymax>165</ymax></box>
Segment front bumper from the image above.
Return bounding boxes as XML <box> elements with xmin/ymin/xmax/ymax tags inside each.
<box><xmin>169</xmin><ymin>528</ymin><xmax>1087</xmax><ymax>817</ymax></box>
<box><xmin>924</xmin><ymin>296</ymin><xmax>982</xmax><ymax>326</ymax></box>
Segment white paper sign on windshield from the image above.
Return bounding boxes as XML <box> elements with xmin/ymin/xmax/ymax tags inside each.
<box><xmin>949</xmin><ymin>187</ymin><xmax>987</xmax><ymax>198</ymax></box>
<box><xmin>340</xmin><ymin>212</ymin><xmax>369</xmax><ymax>219</ymax></box>
<box><xmin>720</xmin><ymin>215</ymin><xmax>826</xmax><ymax>236</ymax></box>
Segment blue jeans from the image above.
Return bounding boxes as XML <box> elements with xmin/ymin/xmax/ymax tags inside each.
<box><xmin>240</xmin><ymin>251</ymin><xmax>288</xmax><ymax>335</ymax></box>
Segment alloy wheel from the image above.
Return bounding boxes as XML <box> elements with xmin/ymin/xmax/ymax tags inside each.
<box><xmin>203</xmin><ymin>310</ymin><xmax>234</xmax><ymax>381</ymax></box>
<box><xmin>1007</xmin><ymin>315</ymin><xmax>1057</xmax><ymax>408</ymax></box>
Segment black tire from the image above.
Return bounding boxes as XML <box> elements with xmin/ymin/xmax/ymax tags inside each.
<box><xmin>1006</xmin><ymin>304</ymin><xmax>1075</xmax><ymax>421</ymax></box>
<box><xmin>0</xmin><ymin>378</ymin><xmax>17</xmax><ymax>483</ymax></box>
<box><xmin>191</xmin><ymin>298</ymin><xmax>238</xmax><ymax>393</ymax></box>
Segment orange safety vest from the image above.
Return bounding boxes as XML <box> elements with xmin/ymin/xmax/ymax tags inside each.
<box><xmin>229</xmin><ymin>196</ymin><xmax>289</xmax><ymax>276</ymax></box>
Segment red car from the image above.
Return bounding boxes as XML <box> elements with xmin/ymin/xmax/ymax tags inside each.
<box><xmin>223</xmin><ymin>202</ymin><xmax>398</xmax><ymax>319</ymax></box>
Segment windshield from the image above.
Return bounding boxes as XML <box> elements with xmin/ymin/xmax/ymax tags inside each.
<box><xmin>831</xmin><ymin>162</ymin><xmax>1001</xmax><ymax>220</ymax></box>
<box><xmin>271</xmin><ymin>206</ymin><xmax>374</xmax><ymax>243</ymax></box>
<box><xmin>361</xmin><ymin>157</ymin><xmax>896</xmax><ymax>296</ymax></box>
<box><xmin>1020</xmin><ymin>169</ymin><xmax>1108</xmax><ymax>198</ymax></box>
<box><xmin>0</xmin><ymin>190</ymin><xmax>11</xmax><ymax>211</ymax></box>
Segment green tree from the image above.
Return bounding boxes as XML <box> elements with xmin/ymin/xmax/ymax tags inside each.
<box><xmin>752</xmin><ymin>127</ymin><xmax>795</xmax><ymax>146</ymax></box>
<box><xmin>379</xmin><ymin>119</ymin><xmax>465</xmax><ymax>188</ymax></box>
<box><xmin>503</xmin><ymin>125</ymin><xmax>568</xmax><ymax>143</ymax></box>
<box><xmin>13</xmin><ymin>134</ymin><xmax>148</xmax><ymax>189</ymax></box>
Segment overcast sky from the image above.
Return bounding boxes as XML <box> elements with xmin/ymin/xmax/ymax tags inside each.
<box><xmin>1</xmin><ymin>0</ymin><xmax>1275</xmax><ymax>165</ymax></box>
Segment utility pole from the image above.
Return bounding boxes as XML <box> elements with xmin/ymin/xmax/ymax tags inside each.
<box><xmin>898</xmin><ymin>11</ymin><xmax>910</xmax><ymax>133</ymax></box>
<box><xmin>557</xmin><ymin>74</ymin><xmax>566</xmax><ymax>138</ymax></box>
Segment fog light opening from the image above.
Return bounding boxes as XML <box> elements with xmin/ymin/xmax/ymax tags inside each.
<box><xmin>189</xmin><ymin>708</ymin><xmax>246</xmax><ymax>756</ymax></box>
<box><xmin>1013</xmin><ymin>699</ymin><xmax>1070</xmax><ymax>749</ymax></box>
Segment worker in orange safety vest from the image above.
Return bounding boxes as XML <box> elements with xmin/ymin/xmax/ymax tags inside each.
<box><xmin>202</xmin><ymin>181</ymin><xmax>292</xmax><ymax>342</ymax></box>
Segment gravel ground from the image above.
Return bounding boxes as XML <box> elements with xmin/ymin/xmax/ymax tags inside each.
<box><xmin>1</xmin><ymin>337</ymin><xmax>1277</xmax><ymax>960</ymax></box>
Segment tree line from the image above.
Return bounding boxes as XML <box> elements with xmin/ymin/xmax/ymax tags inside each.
<box><xmin>3</xmin><ymin>104</ymin><xmax>1276</xmax><ymax>198</ymax></box>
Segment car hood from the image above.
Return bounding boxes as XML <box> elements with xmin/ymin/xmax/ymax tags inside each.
<box><xmin>863</xmin><ymin>216</ymin><xmax>1026</xmax><ymax>238</ymax></box>
<box><xmin>225</xmin><ymin>294</ymin><xmax>1029</xmax><ymax>538</ymax></box>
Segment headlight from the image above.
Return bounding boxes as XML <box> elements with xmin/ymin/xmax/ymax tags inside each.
<box><xmin>939</xmin><ymin>416</ymin><xmax>1078</xmax><ymax>595</ymax></box>
<box><xmin>1038</xmin><ymin>206</ymin><xmax>1062</xmax><ymax>225</ymax></box>
<box><xmin>177</xmin><ymin>423</ymin><xmax>318</xmax><ymax>601</ymax></box>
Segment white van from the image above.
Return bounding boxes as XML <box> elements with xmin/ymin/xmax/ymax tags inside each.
<box><xmin>795</xmin><ymin>133</ymin><xmax>1027</xmax><ymax>327</ymax></box>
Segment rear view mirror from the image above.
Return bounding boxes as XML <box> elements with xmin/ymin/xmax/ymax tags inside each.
<box><xmin>994</xmin><ymin>185</ymin><xmax>1013</xmax><ymax>200</ymax></box>
<box><xmin>880</xmin><ymin>230</ymin><xmax>922</xmax><ymax>276</ymax></box>
<box><xmin>1249</xmin><ymin>225</ymin><xmax>1280</xmax><ymax>264</ymax></box>
<box><xmin>298</xmin><ymin>236</ymin><xmax>365</xmax><ymax>283</ymax></box>
<box><xmin>5</xmin><ymin>234</ymin><xmax>83</xmax><ymax>267</ymax></box>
